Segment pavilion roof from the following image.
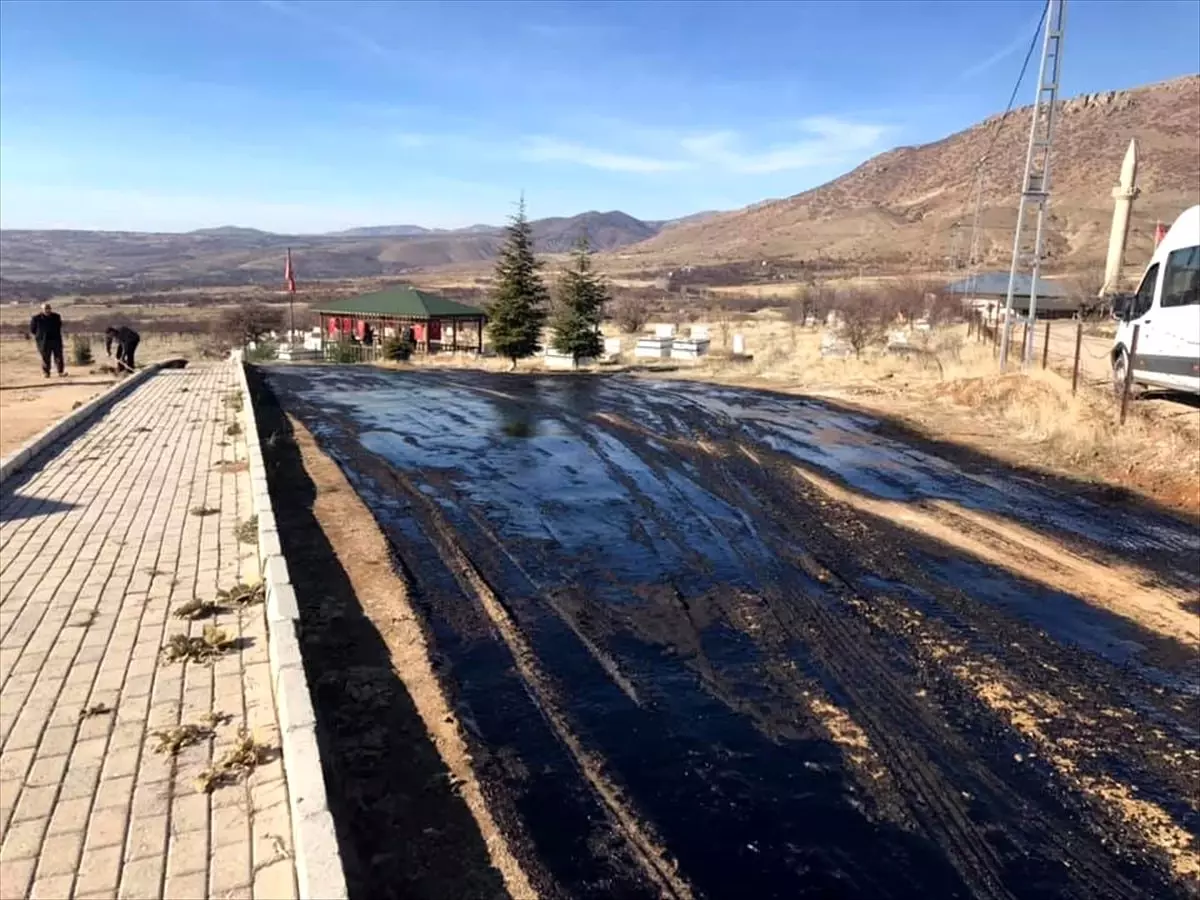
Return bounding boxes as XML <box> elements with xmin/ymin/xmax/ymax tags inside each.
<box><xmin>312</xmin><ymin>286</ymin><xmax>485</xmax><ymax>318</ymax></box>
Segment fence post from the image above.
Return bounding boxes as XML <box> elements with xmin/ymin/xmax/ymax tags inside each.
<box><xmin>1042</xmin><ymin>320</ymin><xmax>1051</xmax><ymax>370</ymax></box>
<box><xmin>1119</xmin><ymin>324</ymin><xmax>1140</xmax><ymax>426</ymax></box>
<box><xmin>1071</xmin><ymin>321</ymin><xmax>1083</xmax><ymax>394</ymax></box>
<box><xmin>1020</xmin><ymin>320</ymin><xmax>1029</xmax><ymax>367</ymax></box>
<box><xmin>992</xmin><ymin>315</ymin><xmax>1000</xmax><ymax>357</ymax></box>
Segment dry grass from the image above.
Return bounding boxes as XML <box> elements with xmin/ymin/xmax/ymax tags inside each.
<box><xmin>161</xmin><ymin>626</ymin><xmax>234</xmax><ymax>664</ymax></box>
<box><xmin>79</xmin><ymin>703</ymin><xmax>113</xmax><ymax>719</ymax></box>
<box><xmin>216</xmin><ymin>581</ymin><xmax>264</xmax><ymax>607</ymax></box>
<box><xmin>195</xmin><ymin>729</ymin><xmax>271</xmax><ymax>793</ymax></box>
<box><xmin>151</xmin><ymin>722</ymin><xmax>214</xmax><ymax>756</ymax></box>
<box><xmin>234</xmin><ymin>516</ymin><xmax>258</xmax><ymax>545</ymax></box>
<box><xmin>189</xmin><ymin>505</ymin><xmax>220</xmax><ymax>517</ymax></box>
<box><xmin>173</xmin><ymin>598</ymin><xmax>222</xmax><ymax>621</ymax></box>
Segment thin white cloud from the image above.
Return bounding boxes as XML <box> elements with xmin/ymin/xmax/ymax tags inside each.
<box><xmin>961</xmin><ymin>9</ymin><xmax>1044</xmax><ymax>80</ymax></box>
<box><xmin>257</xmin><ymin>0</ymin><xmax>388</xmax><ymax>60</ymax></box>
<box><xmin>682</xmin><ymin>117</ymin><xmax>886</xmax><ymax>174</ymax></box>
<box><xmin>393</xmin><ymin>133</ymin><xmax>430</xmax><ymax>149</ymax></box>
<box><xmin>523</xmin><ymin>137</ymin><xmax>692</xmax><ymax>174</ymax></box>
<box><xmin>521</xmin><ymin>116</ymin><xmax>886</xmax><ymax>176</ymax></box>
<box><xmin>0</xmin><ymin>183</ymin><xmax>494</xmax><ymax>233</ymax></box>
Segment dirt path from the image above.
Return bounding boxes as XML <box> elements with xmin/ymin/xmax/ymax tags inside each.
<box><xmin>0</xmin><ymin>381</ymin><xmax>116</xmax><ymax>457</ymax></box>
<box><xmin>258</xmin><ymin>365</ymin><xmax>1200</xmax><ymax>900</ymax></box>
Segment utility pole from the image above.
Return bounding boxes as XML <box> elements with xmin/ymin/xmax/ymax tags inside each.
<box><xmin>1000</xmin><ymin>0</ymin><xmax>1067</xmax><ymax>369</ymax></box>
<box><xmin>964</xmin><ymin>163</ymin><xmax>987</xmax><ymax>295</ymax></box>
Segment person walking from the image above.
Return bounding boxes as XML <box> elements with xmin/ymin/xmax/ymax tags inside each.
<box><xmin>105</xmin><ymin>325</ymin><xmax>141</xmax><ymax>373</ymax></box>
<box><xmin>30</xmin><ymin>303</ymin><xmax>66</xmax><ymax>378</ymax></box>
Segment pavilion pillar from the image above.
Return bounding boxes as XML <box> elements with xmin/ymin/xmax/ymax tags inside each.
<box><xmin>477</xmin><ymin>317</ymin><xmax>484</xmax><ymax>354</ymax></box>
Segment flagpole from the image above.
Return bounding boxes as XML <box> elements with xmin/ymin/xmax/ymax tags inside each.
<box><xmin>286</xmin><ymin>247</ymin><xmax>296</xmax><ymax>349</ymax></box>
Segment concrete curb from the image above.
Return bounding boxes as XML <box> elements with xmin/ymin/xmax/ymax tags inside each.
<box><xmin>0</xmin><ymin>360</ymin><xmax>179</xmax><ymax>486</ymax></box>
<box><xmin>233</xmin><ymin>351</ymin><xmax>349</xmax><ymax>900</ymax></box>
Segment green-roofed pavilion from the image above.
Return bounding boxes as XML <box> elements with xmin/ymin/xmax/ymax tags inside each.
<box><xmin>312</xmin><ymin>286</ymin><xmax>487</xmax><ymax>354</ymax></box>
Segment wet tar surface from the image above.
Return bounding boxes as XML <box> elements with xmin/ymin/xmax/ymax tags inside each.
<box><xmin>265</xmin><ymin>366</ymin><xmax>1200</xmax><ymax>900</ymax></box>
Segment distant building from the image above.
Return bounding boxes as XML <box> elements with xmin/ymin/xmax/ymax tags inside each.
<box><xmin>946</xmin><ymin>271</ymin><xmax>1077</xmax><ymax>321</ymax></box>
<box><xmin>312</xmin><ymin>286</ymin><xmax>487</xmax><ymax>356</ymax></box>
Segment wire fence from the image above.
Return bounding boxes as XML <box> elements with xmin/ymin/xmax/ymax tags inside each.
<box><xmin>961</xmin><ymin>313</ymin><xmax>1171</xmax><ymax>427</ymax></box>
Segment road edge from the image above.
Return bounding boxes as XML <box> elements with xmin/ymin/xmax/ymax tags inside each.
<box><xmin>233</xmin><ymin>351</ymin><xmax>350</xmax><ymax>900</ymax></box>
<box><xmin>0</xmin><ymin>359</ymin><xmax>183</xmax><ymax>485</ymax></box>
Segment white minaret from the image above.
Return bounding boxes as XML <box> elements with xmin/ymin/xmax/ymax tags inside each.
<box><xmin>1102</xmin><ymin>139</ymin><xmax>1140</xmax><ymax>296</ymax></box>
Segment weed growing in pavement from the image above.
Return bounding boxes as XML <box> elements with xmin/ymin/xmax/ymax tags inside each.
<box><xmin>152</xmin><ymin>722</ymin><xmax>214</xmax><ymax>756</ymax></box>
<box><xmin>195</xmin><ymin>729</ymin><xmax>270</xmax><ymax>793</ymax></box>
<box><xmin>217</xmin><ymin>581</ymin><xmax>264</xmax><ymax>607</ymax></box>
<box><xmin>79</xmin><ymin>703</ymin><xmax>112</xmax><ymax>719</ymax></box>
<box><xmin>214</xmin><ymin>460</ymin><xmax>249</xmax><ymax>474</ymax></box>
<box><xmin>161</xmin><ymin>626</ymin><xmax>233</xmax><ymax>664</ymax></box>
<box><xmin>173</xmin><ymin>598</ymin><xmax>222</xmax><ymax>621</ymax></box>
<box><xmin>226</xmin><ymin>422</ymin><xmax>243</xmax><ymax>437</ymax></box>
<box><xmin>234</xmin><ymin>516</ymin><xmax>258</xmax><ymax>545</ymax></box>
<box><xmin>190</xmin><ymin>505</ymin><xmax>220</xmax><ymax>517</ymax></box>
<box><xmin>224</xmin><ymin>392</ymin><xmax>244</xmax><ymax>412</ymax></box>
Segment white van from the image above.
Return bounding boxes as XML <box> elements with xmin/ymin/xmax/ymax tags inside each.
<box><xmin>1113</xmin><ymin>205</ymin><xmax>1200</xmax><ymax>395</ymax></box>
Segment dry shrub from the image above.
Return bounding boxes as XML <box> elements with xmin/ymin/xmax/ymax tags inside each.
<box><xmin>834</xmin><ymin>289</ymin><xmax>891</xmax><ymax>357</ymax></box>
<box><xmin>610</xmin><ymin>295</ymin><xmax>651</xmax><ymax>334</ymax></box>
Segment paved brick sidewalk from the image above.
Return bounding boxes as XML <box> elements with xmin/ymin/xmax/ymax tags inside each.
<box><xmin>0</xmin><ymin>364</ymin><xmax>297</xmax><ymax>900</ymax></box>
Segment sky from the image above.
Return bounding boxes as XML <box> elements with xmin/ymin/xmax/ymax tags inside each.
<box><xmin>0</xmin><ymin>0</ymin><xmax>1197</xmax><ymax>234</ymax></box>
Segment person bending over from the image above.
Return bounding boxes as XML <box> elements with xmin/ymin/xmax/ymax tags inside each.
<box><xmin>105</xmin><ymin>326</ymin><xmax>141</xmax><ymax>373</ymax></box>
<box><xmin>30</xmin><ymin>303</ymin><xmax>66</xmax><ymax>377</ymax></box>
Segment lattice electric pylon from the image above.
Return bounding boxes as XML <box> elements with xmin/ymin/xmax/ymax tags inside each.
<box><xmin>1000</xmin><ymin>0</ymin><xmax>1067</xmax><ymax>369</ymax></box>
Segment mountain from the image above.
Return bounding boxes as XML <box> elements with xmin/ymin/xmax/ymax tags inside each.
<box><xmin>0</xmin><ymin>210</ymin><xmax>671</xmax><ymax>293</ymax></box>
<box><xmin>620</xmin><ymin>75</ymin><xmax>1200</xmax><ymax>279</ymax></box>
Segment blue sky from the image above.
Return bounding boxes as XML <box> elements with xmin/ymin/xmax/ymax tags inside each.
<box><xmin>1</xmin><ymin>0</ymin><xmax>1197</xmax><ymax>233</ymax></box>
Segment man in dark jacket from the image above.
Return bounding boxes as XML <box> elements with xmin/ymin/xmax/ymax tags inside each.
<box><xmin>30</xmin><ymin>303</ymin><xmax>66</xmax><ymax>377</ymax></box>
<box><xmin>105</xmin><ymin>326</ymin><xmax>140</xmax><ymax>373</ymax></box>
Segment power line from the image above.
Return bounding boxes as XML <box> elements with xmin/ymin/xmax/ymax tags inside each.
<box><xmin>963</xmin><ymin>3</ymin><xmax>1050</xmax><ymax>289</ymax></box>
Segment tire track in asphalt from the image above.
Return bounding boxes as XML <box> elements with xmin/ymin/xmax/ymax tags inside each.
<box><xmin>368</xmin><ymin>455</ymin><xmax>696</xmax><ymax>900</ymax></box>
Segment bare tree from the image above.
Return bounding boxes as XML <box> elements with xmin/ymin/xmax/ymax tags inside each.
<box><xmin>925</xmin><ymin>284</ymin><xmax>963</xmax><ymax>329</ymax></box>
<box><xmin>216</xmin><ymin>303</ymin><xmax>284</xmax><ymax>346</ymax></box>
<box><xmin>834</xmin><ymin>289</ymin><xmax>890</xmax><ymax>358</ymax></box>
<box><xmin>887</xmin><ymin>278</ymin><xmax>930</xmax><ymax>325</ymax></box>
<box><xmin>1070</xmin><ymin>269</ymin><xmax>1108</xmax><ymax>319</ymax></box>
<box><xmin>610</xmin><ymin>294</ymin><xmax>651</xmax><ymax>334</ymax></box>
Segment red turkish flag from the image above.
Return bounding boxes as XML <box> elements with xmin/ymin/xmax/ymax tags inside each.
<box><xmin>285</xmin><ymin>248</ymin><xmax>297</xmax><ymax>294</ymax></box>
<box><xmin>1154</xmin><ymin>222</ymin><xmax>1167</xmax><ymax>247</ymax></box>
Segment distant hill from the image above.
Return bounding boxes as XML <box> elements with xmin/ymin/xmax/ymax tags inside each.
<box><xmin>0</xmin><ymin>210</ymin><xmax>673</xmax><ymax>293</ymax></box>
<box><xmin>620</xmin><ymin>75</ymin><xmax>1200</xmax><ymax>279</ymax></box>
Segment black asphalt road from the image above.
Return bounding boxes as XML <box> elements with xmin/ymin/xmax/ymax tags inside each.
<box><xmin>264</xmin><ymin>366</ymin><xmax>1200</xmax><ymax>900</ymax></box>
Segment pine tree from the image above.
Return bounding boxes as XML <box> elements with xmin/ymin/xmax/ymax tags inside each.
<box><xmin>487</xmin><ymin>196</ymin><xmax>549</xmax><ymax>366</ymax></box>
<box><xmin>551</xmin><ymin>236</ymin><xmax>608</xmax><ymax>367</ymax></box>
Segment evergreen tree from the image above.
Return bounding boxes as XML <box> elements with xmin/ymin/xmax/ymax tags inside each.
<box><xmin>551</xmin><ymin>236</ymin><xmax>608</xmax><ymax>366</ymax></box>
<box><xmin>487</xmin><ymin>196</ymin><xmax>549</xmax><ymax>366</ymax></box>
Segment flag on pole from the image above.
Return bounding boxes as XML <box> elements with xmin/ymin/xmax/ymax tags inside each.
<box><xmin>1154</xmin><ymin>221</ymin><xmax>1167</xmax><ymax>247</ymax></box>
<box><xmin>285</xmin><ymin>248</ymin><xmax>297</xmax><ymax>294</ymax></box>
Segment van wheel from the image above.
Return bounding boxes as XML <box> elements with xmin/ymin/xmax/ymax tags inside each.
<box><xmin>1112</xmin><ymin>348</ymin><xmax>1143</xmax><ymax>398</ymax></box>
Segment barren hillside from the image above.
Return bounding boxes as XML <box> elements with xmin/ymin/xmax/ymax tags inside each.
<box><xmin>619</xmin><ymin>75</ymin><xmax>1200</xmax><ymax>279</ymax></box>
<box><xmin>0</xmin><ymin>210</ymin><xmax>663</xmax><ymax>293</ymax></box>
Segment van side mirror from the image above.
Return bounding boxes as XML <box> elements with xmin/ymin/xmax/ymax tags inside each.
<box><xmin>1110</xmin><ymin>293</ymin><xmax>1133</xmax><ymax>321</ymax></box>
